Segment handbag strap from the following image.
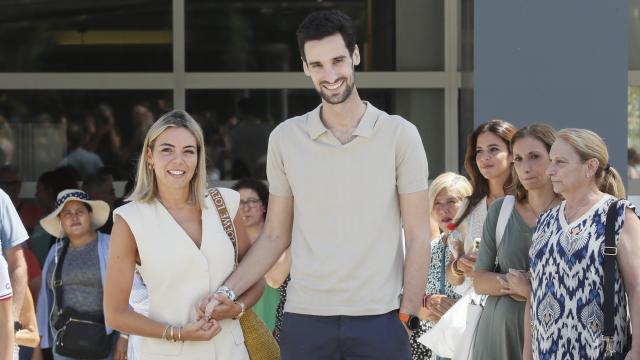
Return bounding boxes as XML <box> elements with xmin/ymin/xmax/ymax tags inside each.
<box><xmin>494</xmin><ymin>195</ymin><xmax>515</xmax><ymax>268</ymax></box>
<box><xmin>438</xmin><ymin>234</ymin><xmax>448</xmax><ymax>294</ymax></box>
<box><xmin>208</xmin><ymin>188</ymin><xmax>239</xmax><ymax>266</ymax></box>
<box><xmin>496</xmin><ymin>195</ymin><xmax>515</xmax><ymax>248</ymax></box>
<box><xmin>603</xmin><ymin>199</ymin><xmax>619</xmax><ymax>356</ymax></box>
<box><xmin>53</xmin><ymin>239</ymin><xmax>71</xmax><ymax>312</ymax></box>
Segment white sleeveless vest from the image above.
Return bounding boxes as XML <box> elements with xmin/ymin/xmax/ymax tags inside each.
<box><xmin>114</xmin><ymin>188</ymin><xmax>249</xmax><ymax>360</ymax></box>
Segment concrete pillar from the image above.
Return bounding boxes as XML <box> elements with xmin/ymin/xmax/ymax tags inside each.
<box><xmin>473</xmin><ymin>0</ymin><xmax>629</xmax><ymax>178</ymax></box>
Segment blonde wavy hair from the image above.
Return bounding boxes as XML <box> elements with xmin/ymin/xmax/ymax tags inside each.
<box><xmin>127</xmin><ymin>110</ymin><xmax>208</xmax><ymax>208</ymax></box>
<box><xmin>556</xmin><ymin>128</ymin><xmax>625</xmax><ymax>199</ymax></box>
<box><xmin>428</xmin><ymin>172</ymin><xmax>472</xmax><ymax>221</ymax></box>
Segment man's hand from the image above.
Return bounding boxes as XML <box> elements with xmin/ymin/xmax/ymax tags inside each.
<box><xmin>209</xmin><ymin>294</ymin><xmax>242</xmax><ymax>321</ymax></box>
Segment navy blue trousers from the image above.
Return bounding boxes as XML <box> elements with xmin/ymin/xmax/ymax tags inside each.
<box><xmin>280</xmin><ymin>310</ymin><xmax>410</xmax><ymax>360</ymax></box>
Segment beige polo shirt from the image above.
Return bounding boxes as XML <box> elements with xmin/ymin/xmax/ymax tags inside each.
<box><xmin>267</xmin><ymin>102</ymin><xmax>429</xmax><ymax>316</ymax></box>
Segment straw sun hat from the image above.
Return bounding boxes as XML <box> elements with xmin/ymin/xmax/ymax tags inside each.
<box><xmin>40</xmin><ymin>189</ymin><xmax>110</xmax><ymax>238</ymax></box>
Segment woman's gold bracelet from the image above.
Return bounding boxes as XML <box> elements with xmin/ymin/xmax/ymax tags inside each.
<box><xmin>451</xmin><ymin>259</ymin><xmax>465</xmax><ymax>277</ymax></box>
<box><xmin>162</xmin><ymin>325</ymin><xmax>171</xmax><ymax>340</ymax></box>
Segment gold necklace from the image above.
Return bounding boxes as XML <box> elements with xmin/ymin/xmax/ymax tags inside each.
<box><xmin>563</xmin><ymin>197</ymin><xmax>594</xmax><ymax>223</ymax></box>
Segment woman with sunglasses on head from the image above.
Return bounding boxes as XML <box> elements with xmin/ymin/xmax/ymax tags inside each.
<box><xmin>409</xmin><ymin>172</ymin><xmax>472</xmax><ymax>360</ymax></box>
<box><xmin>446</xmin><ymin>120</ymin><xmax>517</xmax><ymax>288</ymax></box>
<box><xmin>471</xmin><ymin>124</ymin><xmax>560</xmax><ymax>360</ymax></box>
<box><xmin>526</xmin><ymin>129</ymin><xmax>640</xmax><ymax>360</ymax></box>
<box><xmin>35</xmin><ymin>189</ymin><xmax>126</xmax><ymax>360</ymax></box>
<box><xmin>104</xmin><ymin>110</ymin><xmax>263</xmax><ymax>360</ymax></box>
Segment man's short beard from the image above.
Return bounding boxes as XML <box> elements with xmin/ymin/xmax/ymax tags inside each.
<box><xmin>317</xmin><ymin>77</ymin><xmax>355</xmax><ymax>105</ymax></box>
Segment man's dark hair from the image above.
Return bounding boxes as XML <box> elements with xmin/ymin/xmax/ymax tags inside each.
<box><xmin>296</xmin><ymin>9</ymin><xmax>356</xmax><ymax>62</ymax></box>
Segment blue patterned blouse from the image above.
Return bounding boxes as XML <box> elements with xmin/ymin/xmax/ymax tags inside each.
<box><xmin>530</xmin><ymin>195</ymin><xmax>632</xmax><ymax>360</ymax></box>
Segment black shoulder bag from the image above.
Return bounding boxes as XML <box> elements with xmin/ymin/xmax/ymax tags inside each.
<box><xmin>52</xmin><ymin>239</ymin><xmax>114</xmax><ymax>359</ymax></box>
<box><xmin>603</xmin><ymin>200</ymin><xmax>631</xmax><ymax>360</ymax></box>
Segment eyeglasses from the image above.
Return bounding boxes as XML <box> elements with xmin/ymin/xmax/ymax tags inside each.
<box><xmin>239</xmin><ymin>198</ymin><xmax>262</xmax><ymax>209</ymax></box>
<box><xmin>59</xmin><ymin>208</ymin><xmax>89</xmax><ymax>220</ymax></box>
<box><xmin>433</xmin><ymin>199</ymin><xmax>461</xmax><ymax>211</ymax></box>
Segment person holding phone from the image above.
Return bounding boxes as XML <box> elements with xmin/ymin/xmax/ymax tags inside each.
<box><xmin>446</xmin><ymin>120</ymin><xmax>516</xmax><ymax>289</ymax></box>
<box><xmin>410</xmin><ymin>172</ymin><xmax>472</xmax><ymax>360</ymax></box>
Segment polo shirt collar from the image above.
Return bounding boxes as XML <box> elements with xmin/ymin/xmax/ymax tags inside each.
<box><xmin>306</xmin><ymin>101</ymin><xmax>379</xmax><ymax>140</ymax></box>
<box><xmin>352</xmin><ymin>102</ymin><xmax>378</xmax><ymax>138</ymax></box>
<box><xmin>307</xmin><ymin>105</ymin><xmax>327</xmax><ymax>140</ymax></box>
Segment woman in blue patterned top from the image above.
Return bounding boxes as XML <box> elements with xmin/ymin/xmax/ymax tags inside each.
<box><xmin>527</xmin><ymin>129</ymin><xmax>640</xmax><ymax>360</ymax></box>
<box><xmin>409</xmin><ymin>172</ymin><xmax>472</xmax><ymax>360</ymax></box>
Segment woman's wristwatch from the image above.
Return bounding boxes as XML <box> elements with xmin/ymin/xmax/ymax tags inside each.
<box><xmin>215</xmin><ymin>285</ymin><xmax>237</xmax><ymax>302</ymax></box>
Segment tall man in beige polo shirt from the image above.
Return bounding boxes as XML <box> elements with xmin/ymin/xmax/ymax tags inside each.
<box><xmin>216</xmin><ymin>9</ymin><xmax>431</xmax><ymax>359</ymax></box>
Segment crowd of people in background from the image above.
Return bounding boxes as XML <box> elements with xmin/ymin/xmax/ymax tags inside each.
<box><xmin>0</xmin><ymin>97</ymin><xmax>273</xmax><ymax>184</ymax></box>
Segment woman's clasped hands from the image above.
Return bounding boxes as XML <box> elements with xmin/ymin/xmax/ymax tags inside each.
<box><xmin>190</xmin><ymin>292</ymin><xmax>244</xmax><ymax>339</ymax></box>
<box><xmin>497</xmin><ymin>269</ymin><xmax>531</xmax><ymax>302</ymax></box>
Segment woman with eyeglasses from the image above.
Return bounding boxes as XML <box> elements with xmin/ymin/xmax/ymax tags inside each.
<box><xmin>232</xmin><ymin>178</ymin><xmax>291</xmax><ymax>343</ymax></box>
<box><xmin>409</xmin><ymin>172</ymin><xmax>472</xmax><ymax>360</ymax></box>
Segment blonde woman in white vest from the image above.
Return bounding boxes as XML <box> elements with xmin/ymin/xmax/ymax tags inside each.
<box><xmin>104</xmin><ymin>110</ymin><xmax>263</xmax><ymax>359</ymax></box>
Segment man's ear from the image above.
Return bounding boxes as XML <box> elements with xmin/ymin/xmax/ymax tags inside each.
<box><xmin>352</xmin><ymin>45</ymin><xmax>361</xmax><ymax>67</ymax></box>
<box><xmin>302</xmin><ymin>58</ymin><xmax>310</xmax><ymax>77</ymax></box>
